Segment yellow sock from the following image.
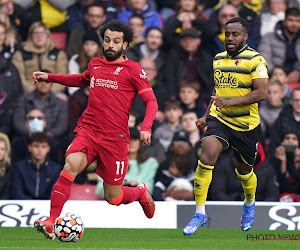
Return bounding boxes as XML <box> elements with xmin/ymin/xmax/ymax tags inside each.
<box><xmin>235</xmin><ymin>168</ymin><xmax>257</xmax><ymax>202</ymax></box>
<box><xmin>194</xmin><ymin>160</ymin><xmax>214</xmax><ymax>206</ymax></box>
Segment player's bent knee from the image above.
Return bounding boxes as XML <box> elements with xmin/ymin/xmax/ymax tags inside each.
<box><xmin>200</xmin><ymin>153</ymin><xmax>217</xmax><ymax>166</ymax></box>
<box><xmin>63</xmin><ymin>160</ymin><xmax>83</xmax><ymax>177</ymax></box>
<box><xmin>63</xmin><ymin>153</ymin><xmax>88</xmax><ymax>177</ymax></box>
<box><xmin>106</xmin><ymin>190</ymin><xmax>123</xmax><ymax>205</ymax></box>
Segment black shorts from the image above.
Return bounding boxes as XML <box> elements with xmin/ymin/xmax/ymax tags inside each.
<box><xmin>203</xmin><ymin>115</ymin><xmax>260</xmax><ymax>166</ymax></box>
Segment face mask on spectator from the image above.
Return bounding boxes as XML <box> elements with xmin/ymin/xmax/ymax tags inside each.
<box><xmin>29</xmin><ymin>118</ymin><xmax>44</xmax><ymax>132</ymax></box>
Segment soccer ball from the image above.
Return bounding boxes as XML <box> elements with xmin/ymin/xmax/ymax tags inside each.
<box><xmin>54</xmin><ymin>213</ymin><xmax>84</xmax><ymax>242</ymax></box>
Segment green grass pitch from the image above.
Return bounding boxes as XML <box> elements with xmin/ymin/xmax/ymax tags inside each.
<box><xmin>0</xmin><ymin>227</ymin><xmax>299</xmax><ymax>249</ymax></box>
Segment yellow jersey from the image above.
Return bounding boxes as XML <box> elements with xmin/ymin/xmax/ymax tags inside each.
<box><xmin>210</xmin><ymin>45</ymin><xmax>268</xmax><ymax>131</ymax></box>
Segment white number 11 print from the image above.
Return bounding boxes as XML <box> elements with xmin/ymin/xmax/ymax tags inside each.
<box><xmin>116</xmin><ymin>161</ymin><xmax>125</xmax><ymax>175</ymax></box>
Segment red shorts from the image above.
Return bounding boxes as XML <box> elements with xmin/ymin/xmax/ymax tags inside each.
<box><xmin>65</xmin><ymin>128</ymin><xmax>129</xmax><ymax>185</ymax></box>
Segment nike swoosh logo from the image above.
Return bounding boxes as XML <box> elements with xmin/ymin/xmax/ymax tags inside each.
<box><xmin>94</xmin><ymin>66</ymin><xmax>101</xmax><ymax>70</ymax></box>
<box><xmin>114</xmin><ymin>177</ymin><xmax>122</xmax><ymax>181</ymax></box>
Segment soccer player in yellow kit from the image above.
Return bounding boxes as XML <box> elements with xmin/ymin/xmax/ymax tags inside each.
<box><xmin>183</xmin><ymin>17</ymin><xmax>269</xmax><ymax>235</ymax></box>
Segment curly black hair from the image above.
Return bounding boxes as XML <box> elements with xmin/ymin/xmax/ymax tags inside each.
<box><xmin>100</xmin><ymin>19</ymin><xmax>133</xmax><ymax>47</ymax></box>
<box><xmin>225</xmin><ymin>17</ymin><xmax>248</xmax><ymax>33</ymax></box>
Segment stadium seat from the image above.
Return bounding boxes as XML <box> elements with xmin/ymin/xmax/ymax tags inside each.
<box><xmin>69</xmin><ymin>184</ymin><xmax>100</xmax><ymax>200</ymax></box>
<box><xmin>287</xmin><ymin>82</ymin><xmax>300</xmax><ymax>90</ymax></box>
<box><xmin>50</xmin><ymin>32</ymin><xmax>67</xmax><ymax>50</ymax></box>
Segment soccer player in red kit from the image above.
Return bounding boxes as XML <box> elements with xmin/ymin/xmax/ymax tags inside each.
<box><xmin>33</xmin><ymin>20</ymin><xmax>158</xmax><ymax>240</ymax></box>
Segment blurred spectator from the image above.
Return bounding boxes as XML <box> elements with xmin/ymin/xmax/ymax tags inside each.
<box><xmin>258</xmin><ymin>7</ymin><xmax>300</xmax><ymax>83</ymax></box>
<box><xmin>261</xmin><ymin>0</ymin><xmax>299</xmax><ymax>13</ymax></box>
<box><xmin>207</xmin><ymin>4</ymin><xmax>242</xmax><ymax>56</ymax></box>
<box><xmin>209</xmin><ymin>0</ymin><xmax>258</xmax><ymax>36</ymax></box>
<box><xmin>130</xmin><ymin>57</ymin><xmax>168</xmax><ymax>120</ymax></box>
<box><xmin>153</xmin><ymin>153</ymin><xmax>195</xmax><ymax>201</ymax></box>
<box><xmin>254</xmin><ymin>0</ymin><xmax>289</xmax><ymax>44</ymax></box>
<box><xmin>125</xmin><ymin>26</ymin><xmax>165</xmax><ymax>80</ymax></box>
<box><xmin>181</xmin><ymin>110</ymin><xmax>200</xmax><ymax>148</ymax></box>
<box><xmin>259</xmin><ymin>79</ymin><xmax>286</xmax><ymax>148</ymax></box>
<box><xmin>16</xmin><ymin>0</ymin><xmax>74</xmax><ymax>32</ymax></box>
<box><xmin>117</xmin><ymin>0</ymin><xmax>162</xmax><ymax>31</ymax></box>
<box><xmin>156</xmin><ymin>0</ymin><xmax>176</xmax><ymax>22</ymax></box>
<box><xmin>271</xmin><ymin>129</ymin><xmax>300</xmax><ymax>196</ymax></box>
<box><xmin>68</xmin><ymin>30</ymin><xmax>102</xmax><ymax>95</ymax></box>
<box><xmin>128</xmin><ymin>13</ymin><xmax>145</xmax><ymax>46</ymax></box>
<box><xmin>128</xmin><ymin>111</ymin><xmax>138</xmax><ymax>127</ymax></box>
<box><xmin>96</xmin><ymin>127</ymin><xmax>159</xmax><ymax>198</ymax></box>
<box><xmin>199</xmin><ymin>0</ymin><xmax>221</xmax><ymax>17</ymax></box>
<box><xmin>0</xmin><ymin>21</ymin><xmax>11</xmax><ymax>58</ymax></box>
<box><xmin>154</xmin><ymin>130</ymin><xmax>194</xmax><ymax>182</ymax></box>
<box><xmin>142</xmin><ymin>137</ymin><xmax>166</xmax><ymax>165</ymax></box>
<box><xmin>68</xmin><ymin>88</ymin><xmax>89</xmax><ymax>143</ymax></box>
<box><xmin>178</xmin><ymin>79</ymin><xmax>206</xmax><ymax>118</ymax></box>
<box><xmin>11</xmin><ymin>109</ymin><xmax>60</xmax><ymax>164</ymax></box>
<box><xmin>133</xmin><ymin>113</ymin><xmax>167</xmax><ymax>165</ymax></box>
<box><xmin>270</xmin><ymin>66</ymin><xmax>293</xmax><ymax>99</ymax></box>
<box><xmin>0</xmin><ymin>132</ymin><xmax>12</xmax><ymax>199</ymax></box>
<box><xmin>66</xmin><ymin>3</ymin><xmax>106</xmax><ymax>59</ymax></box>
<box><xmin>0</xmin><ymin>8</ymin><xmax>19</xmax><ymax>56</ymax></box>
<box><xmin>269</xmin><ymin>88</ymin><xmax>300</xmax><ymax>158</ymax></box>
<box><xmin>123</xmin><ymin>127</ymin><xmax>159</xmax><ymax>191</ymax></box>
<box><xmin>0</xmin><ymin>0</ymin><xmax>30</xmax><ymax>41</ymax></box>
<box><xmin>66</xmin><ymin>0</ymin><xmax>96</xmax><ymax>33</ymax></box>
<box><xmin>13</xmin><ymin>77</ymin><xmax>68</xmax><ymax>140</ymax></box>
<box><xmin>153</xmin><ymin>99</ymin><xmax>182</xmax><ymax>152</ymax></box>
<box><xmin>66</xmin><ymin>0</ymin><xmax>118</xmax><ymax>34</ymax></box>
<box><xmin>11</xmin><ymin>132</ymin><xmax>61</xmax><ymax>199</ymax></box>
<box><xmin>139</xmin><ymin>57</ymin><xmax>168</xmax><ymax>108</ymax></box>
<box><xmin>210</xmin><ymin>144</ymin><xmax>279</xmax><ymax>201</ymax></box>
<box><xmin>180</xmin><ymin>110</ymin><xmax>201</xmax><ymax>167</ymax></box>
<box><xmin>0</xmin><ymin>22</ymin><xmax>23</xmax><ymax>136</ymax></box>
<box><xmin>163</xmin><ymin>0</ymin><xmax>218</xmax><ymax>52</ymax></box>
<box><xmin>164</xmin><ymin>28</ymin><xmax>214</xmax><ymax>103</ymax></box>
<box><xmin>12</xmin><ymin>21</ymin><xmax>68</xmax><ymax>93</ymax></box>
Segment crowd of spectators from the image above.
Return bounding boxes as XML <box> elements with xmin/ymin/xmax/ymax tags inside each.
<box><xmin>0</xmin><ymin>0</ymin><xmax>300</xmax><ymax>202</ymax></box>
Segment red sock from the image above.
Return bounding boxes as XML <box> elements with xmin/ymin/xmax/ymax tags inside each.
<box><xmin>120</xmin><ymin>186</ymin><xmax>143</xmax><ymax>204</ymax></box>
<box><xmin>49</xmin><ymin>171</ymin><xmax>74</xmax><ymax>222</ymax></box>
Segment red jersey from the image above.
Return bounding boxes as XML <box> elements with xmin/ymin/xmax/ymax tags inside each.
<box><xmin>48</xmin><ymin>56</ymin><xmax>157</xmax><ymax>142</ymax></box>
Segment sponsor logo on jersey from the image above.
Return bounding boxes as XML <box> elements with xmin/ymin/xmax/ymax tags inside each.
<box><xmin>90</xmin><ymin>76</ymin><xmax>95</xmax><ymax>88</ymax></box>
<box><xmin>90</xmin><ymin>78</ymin><xmax>119</xmax><ymax>89</ymax></box>
<box><xmin>140</xmin><ymin>69</ymin><xmax>147</xmax><ymax>79</ymax></box>
<box><xmin>214</xmin><ymin>70</ymin><xmax>238</xmax><ymax>88</ymax></box>
<box><xmin>113</xmin><ymin>67</ymin><xmax>123</xmax><ymax>75</ymax></box>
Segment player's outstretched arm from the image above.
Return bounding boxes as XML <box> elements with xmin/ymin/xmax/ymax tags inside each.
<box><xmin>33</xmin><ymin>71</ymin><xmax>90</xmax><ymax>88</ymax></box>
<box><xmin>33</xmin><ymin>71</ymin><xmax>48</xmax><ymax>85</ymax></box>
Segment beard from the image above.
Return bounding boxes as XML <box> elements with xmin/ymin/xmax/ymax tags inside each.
<box><xmin>227</xmin><ymin>40</ymin><xmax>245</xmax><ymax>56</ymax></box>
<box><xmin>103</xmin><ymin>47</ymin><xmax>123</xmax><ymax>61</ymax></box>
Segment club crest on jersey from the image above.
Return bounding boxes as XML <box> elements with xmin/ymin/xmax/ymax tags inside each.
<box><xmin>90</xmin><ymin>76</ymin><xmax>95</xmax><ymax>88</ymax></box>
<box><xmin>140</xmin><ymin>69</ymin><xmax>147</xmax><ymax>79</ymax></box>
<box><xmin>235</xmin><ymin>59</ymin><xmax>241</xmax><ymax>66</ymax></box>
<box><xmin>113</xmin><ymin>67</ymin><xmax>123</xmax><ymax>75</ymax></box>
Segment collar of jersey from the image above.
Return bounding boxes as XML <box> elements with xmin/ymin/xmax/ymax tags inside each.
<box><xmin>227</xmin><ymin>44</ymin><xmax>248</xmax><ymax>58</ymax></box>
